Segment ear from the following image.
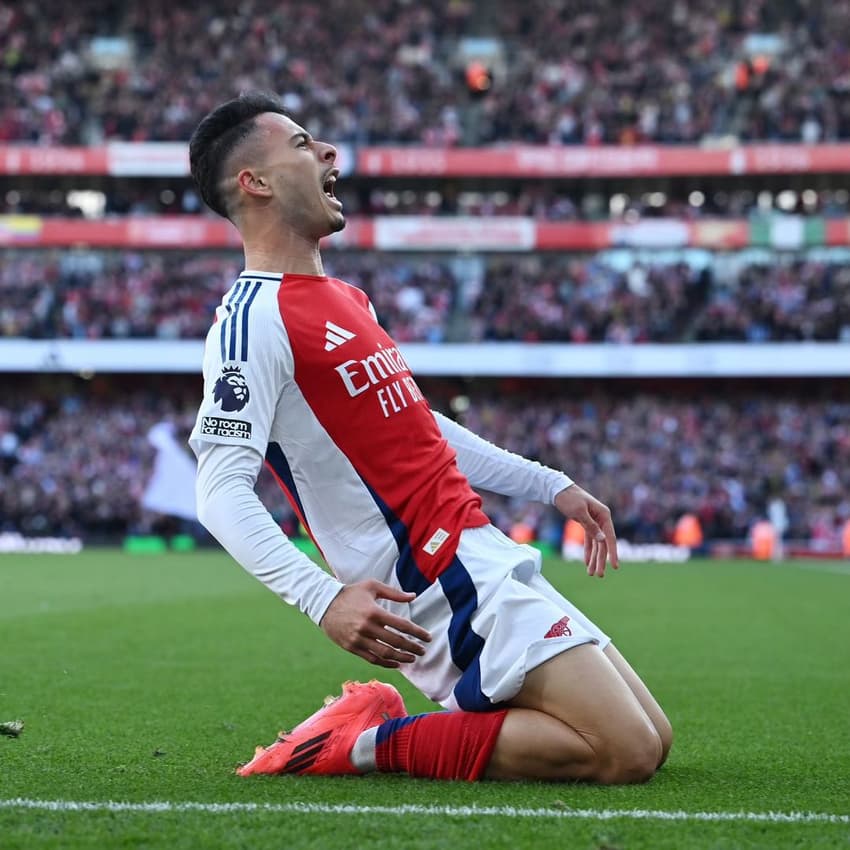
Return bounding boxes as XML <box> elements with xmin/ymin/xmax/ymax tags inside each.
<box><xmin>236</xmin><ymin>168</ymin><xmax>273</xmax><ymax>200</ymax></box>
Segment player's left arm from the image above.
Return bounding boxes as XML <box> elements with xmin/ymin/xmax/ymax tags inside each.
<box><xmin>363</xmin><ymin>288</ymin><xmax>618</xmax><ymax>574</ymax></box>
<box><xmin>433</xmin><ymin>411</ymin><xmax>618</xmax><ymax>576</ymax></box>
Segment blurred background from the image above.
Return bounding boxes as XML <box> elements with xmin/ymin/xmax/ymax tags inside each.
<box><xmin>2</xmin><ymin>0</ymin><xmax>849</xmax><ymax>560</ymax></box>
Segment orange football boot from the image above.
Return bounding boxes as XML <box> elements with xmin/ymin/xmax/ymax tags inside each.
<box><xmin>236</xmin><ymin>680</ymin><xmax>407</xmax><ymax>776</ymax></box>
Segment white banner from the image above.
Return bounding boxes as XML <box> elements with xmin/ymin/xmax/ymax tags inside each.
<box><xmin>0</xmin><ymin>340</ymin><xmax>848</xmax><ymax>376</ymax></box>
<box><xmin>374</xmin><ymin>216</ymin><xmax>535</xmax><ymax>251</ymax></box>
<box><xmin>105</xmin><ymin>142</ymin><xmax>354</xmax><ymax>177</ymax></box>
<box><xmin>563</xmin><ymin>541</ymin><xmax>691</xmax><ymax>563</ymax></box>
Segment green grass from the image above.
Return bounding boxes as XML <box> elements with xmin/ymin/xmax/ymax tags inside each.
<box><xmin>1</xmin><ymin>550</ymin><xmax>849</xmax><ymax>849</ymax></box>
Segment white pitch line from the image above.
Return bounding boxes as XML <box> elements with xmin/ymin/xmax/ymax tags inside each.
<box><xmin>0</xmin><ymin>799</ymin><xmax>848</xmax><ymax>824</ymax></box>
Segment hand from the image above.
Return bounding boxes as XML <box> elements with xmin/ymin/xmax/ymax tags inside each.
<box><xmin>319</xmin><ymin>579</ymin><xmax>432</xmax><ymax>668</ymax></box>
<box><xmin>554</xmin><ymin>484</ymin><xmax>619</xmax><ymax>578</ymax></box>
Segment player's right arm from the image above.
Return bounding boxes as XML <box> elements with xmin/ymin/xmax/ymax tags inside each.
<box><xmin>189</xmin><ymin>281</ymin><xmax>428</xmax><ymax>664</ymax></box>
<box><xmin>194</xmin><ymin>442</ymin><xmax>345</xmax><ymax>622</ymax></box>
<box><xmin>188</xmin><ymin>287</ymin><xmax>346</xmax><ymax>621</ymax></box>
<box><xmin>195</xmin><ymin>443</ymin><xmax>429</xmax><ymax>665</ymax></box>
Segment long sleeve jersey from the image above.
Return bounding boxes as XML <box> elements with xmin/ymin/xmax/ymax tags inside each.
<box><xmin>190</xmin><ymin>271</ymin><xmax>572</xmax><ymax>623</ymax></box>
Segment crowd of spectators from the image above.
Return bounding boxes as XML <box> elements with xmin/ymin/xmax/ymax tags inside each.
<box><xmin>3</xmin><ymin>0</ymin><xmax>850</xmax><ymax>146</ymax></box>
<box><xmin>0</xmin><ymin>250</ymin><xmax>241</xmax><ymax>339</ymax></box>
<box><xmin>692</xmin><ymin>259</ymin><xmax>850</xmax><ymax>341</ymax></box>
<box><xmin>0</xmin><ymin>389</ymin><xmax>190</xmax><ymax>540</ymax></box>
<box><xmin>0</xmin><ymin>0</ymin><xmax>471</xmax><ymax>145</ymax></box>
<box><xmin>4</xmin><ymin>249</ymin><xmax>850</xmax><ymax>343</ymax></box>
<box><xmin>0</xmin><ymin>250</ymin><xmax>454</xmax><ymax>342</ymax></box>
<box><xmin>467</xmin><ymin>256</ymin><xmax>710</xmax><ymax>342</ymax></box>
<box><xmin>458</xmin><ymin>386</ymin><xmax>850</xmax><ymax>550</ymax></box>
<box><xmin>2</xmin><ymin>380</ymin><xmax>848</xmax><ymax>551</ymax></box>
<box><xmin>0</xmin><ymin>385</ymin><xmax>299</xmax><ymax>541</ymax></box>
<box><xmin>476</xmin><ymin>0</ymin><xmax>850</xmax><ymax>145</ymax></box>
<box><xmin>469</xmin><ymin>255</ymin><xmax>850</xmax><ymax>343</ymax></box>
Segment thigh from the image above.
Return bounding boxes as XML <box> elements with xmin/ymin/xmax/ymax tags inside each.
<box><xmin>493</xmin><ymin>645</ymin><xmax>663</xmax><ymax>783</ymax></box>
<box><xmin>508</xmin><ymin>643</ymin><xmax>659</xmax><ymax>750</ymax></box>
<box><xmin>603</xmin><ymin>643</ymin><xmax>673</xmax><ymax>761</ymax></box>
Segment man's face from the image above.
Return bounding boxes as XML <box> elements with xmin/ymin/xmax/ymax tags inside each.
<box><xmin>243</xmin><ymin>112</ymin><xmax>345</xmax><ymax>239</ymax></box>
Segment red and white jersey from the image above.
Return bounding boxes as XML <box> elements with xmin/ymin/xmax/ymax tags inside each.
<box><xmin>190</xmin><ymin>270</ymin><xmax>489</xmax><ymax>592</ymax></box>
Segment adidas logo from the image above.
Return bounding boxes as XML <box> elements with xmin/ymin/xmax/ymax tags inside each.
<box><xmin>324</xmin><ymin>321</ymin><xmax>356</xmax><ymax>351</ymax></box>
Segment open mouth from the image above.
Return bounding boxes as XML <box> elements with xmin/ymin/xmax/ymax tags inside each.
<box><xmin>322</xmin><ymin>171</ymin><xmax>342</xmax><ymax>209</ymax></box>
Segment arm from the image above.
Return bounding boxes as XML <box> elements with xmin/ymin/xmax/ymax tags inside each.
<box><xmin>433</xmin><ymin>410</ymin><xmax>572</xmax><ymax>503</ymax></box>
<box><xmin>434</xmin><ymin>411</ymin><xmax>618</xmax><ymax>577</ymax></box>
<box><xmin>196</xmin><ymin>442</ymin><xmax>430</xmax><ymax>666</ymax></box>
<box><xmin>190</xmin><ymin>295</ymin><xmax>429</xmax><ymax>665</ymax></box>
<box><xmin>195</xmin><ymin>441</ymin><xmax>344</xmax><ymax>623</ymax></box>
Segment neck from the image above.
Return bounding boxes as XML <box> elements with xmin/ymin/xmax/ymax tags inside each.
<box><xmin>241</xmin><ymin>224</ymin><xmax>325</xmax><ymax>277</ymax></box>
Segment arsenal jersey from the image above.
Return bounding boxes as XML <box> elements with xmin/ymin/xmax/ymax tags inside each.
<box><xmin>190</xmin><ymin>271</ymin><xmax>489</xmax><ymax>593</ymax></box>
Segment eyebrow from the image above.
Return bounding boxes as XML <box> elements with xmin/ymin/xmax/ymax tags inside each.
<box><xmin>290</xmin><ymin>131</ymin><xmax>312</xmax><ymax>145</ymax></box>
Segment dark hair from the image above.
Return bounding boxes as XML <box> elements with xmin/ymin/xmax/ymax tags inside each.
<box><xmin>189</xmin><ymin>92</ymin><xmax>290</xmax><ymax>219</ymax></box>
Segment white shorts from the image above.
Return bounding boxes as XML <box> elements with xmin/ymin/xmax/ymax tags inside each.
<box><xmin>398</xmin><ymin>524</ymin><xmax>610</xmax><ymax>711</ymax></box>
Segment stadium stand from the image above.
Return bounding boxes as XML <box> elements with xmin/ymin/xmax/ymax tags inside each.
<box><xmin>3</xmin><ymin>250</ymin><xmax>850</xmax><ymax>343</ymax></box>
<box><xmin>3</xmin><ymin>0</ymin><xmax>850</xmax><ymax>145</ymax></box>
<box><xmin>2</xmin><ymin>1</ymin><xmax>849</xmax><ymax>557</ymax></box>
<box><xmin>2</xmin><ymin>377</ymin><xmax>848</xmax><ymax>551</ymax></box>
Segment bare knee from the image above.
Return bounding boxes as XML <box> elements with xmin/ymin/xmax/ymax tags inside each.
<box><xmin>656</xmin><ymin>715</ymin><xmax>674</xmax><ymax>767</ymax></box>
<box><xmin>503</xmin><ymin>645</ymin><xmax>670</xmax><ymax>783</ymax></box>
<box><xmin>594</xmin><ymin>726</ymin><xmax>662</xmax><ymax>784</ymax></box>
<box><xmin>601</xmin><ymin>643</ymin><xmax>673</xmax><ymax>769</ymax></box>
<box><xmin>540</xmin><ymin>721</ymin><xmax>663</xmax><ymax>784</ymax></box>
<box><xmin>490</xmin><ymin>708</ymin><xmax>664</xmax><ymax>784</ymax></box>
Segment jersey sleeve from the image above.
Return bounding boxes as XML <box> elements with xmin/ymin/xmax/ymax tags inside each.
<box><xmin>195</xmin><ymin>442</ymin><xmax>344</xmax><ymax>624</ymax></box>
<box><xmin>189</xmin><ymin>292</ymin><xmax>290</xmax><ymax>459</ymax></box>
<box><xmin>433</xmin><ymin>410</ymin><xmax>573</xmax><ymax>504</ymax></box>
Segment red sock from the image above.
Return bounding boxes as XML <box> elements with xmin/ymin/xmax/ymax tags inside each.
<box><xmin>374</xmin><ymin>710</ymin><xmax>507</xmax><ymax>781</ymax></box>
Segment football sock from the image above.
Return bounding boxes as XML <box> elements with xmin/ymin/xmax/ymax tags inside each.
<box><xmin>351</xmin><ymin>710</ymin><xmax>508</xmax><ymax>781</ymax></box>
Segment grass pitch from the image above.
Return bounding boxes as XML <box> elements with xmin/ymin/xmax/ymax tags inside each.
<box><xmin>1</xmin><ymin>550</ymin><xmax>848</xmax><ymax>849</ymax></box>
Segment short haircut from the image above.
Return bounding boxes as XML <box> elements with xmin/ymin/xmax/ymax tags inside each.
<box><xmin>189</xmin><ymin>92</ymin><xmax>290</xmax><ymax>219</ymax></box>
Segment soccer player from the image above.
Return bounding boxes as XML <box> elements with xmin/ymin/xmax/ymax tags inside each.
<box><xmin>188</xmin><ymin>92</ymin><xmax>672</xmax><ymax>783</ymax></box>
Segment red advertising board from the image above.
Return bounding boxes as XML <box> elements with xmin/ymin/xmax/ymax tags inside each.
<box><xmin>0</xmin><ymin>214</ymin><xmax>753</xmax><ymax>250</ymax></box>
<box><xmin>1</xmin><ymin>143</ymin><xmax>849</xmax><ymax>177</ymax></box>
